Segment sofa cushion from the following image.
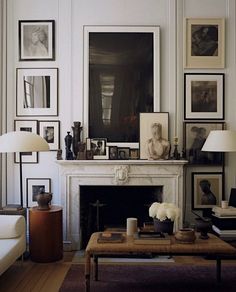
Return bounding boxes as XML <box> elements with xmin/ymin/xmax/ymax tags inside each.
<box><xmin>0</xmin><ymin>215</ymin><xmax>25</xmax><ymax>239</ymax></box>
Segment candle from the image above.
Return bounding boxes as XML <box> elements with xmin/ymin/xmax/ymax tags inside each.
<box><xmin>174</xmin><ymin>137</ymin><xmax>178</xmax><ymax>145</ymax></box>
<box><xmin>126</xmin><ymin>218</ymin><xmax>138</xmax><ymax>236</ymax></box>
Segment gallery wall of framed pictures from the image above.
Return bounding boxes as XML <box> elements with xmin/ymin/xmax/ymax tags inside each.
<box><xmin>184</xmin><ymin>17</ymin><xmax>226</xmax><ymax>214</ymax></box>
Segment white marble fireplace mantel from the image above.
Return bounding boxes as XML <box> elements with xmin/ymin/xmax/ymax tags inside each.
<box><xmin>56</xmin><ymin>160</ymin><xmax>188</xmax><ymax>250</ymax></box>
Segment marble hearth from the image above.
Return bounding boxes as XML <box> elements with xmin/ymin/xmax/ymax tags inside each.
<box><xmin>56</xmin><ymin>160</ymin><xmax>187</xmax><ymax>250</ymax></box>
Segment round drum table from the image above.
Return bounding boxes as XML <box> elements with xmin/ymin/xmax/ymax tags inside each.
<box><xmin>29</xmin><ymin>205</ymin><xmax>63</xmax><ymax>262</ymax></box>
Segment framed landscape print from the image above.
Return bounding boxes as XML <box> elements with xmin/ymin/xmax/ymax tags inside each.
<box><xmin>184</xmin><ymin>122</ymin><xmax>225</xmax><ymax>165</ymax></box>
<box><xmin>139</xmin><ymin>112</ymin><xmax>169</xmax><ymax>160</ymax></box>
<box><xmin>83</xmin><ymin>25</ymin><xmax>160</xmax><ymax>146</ymax></box>
<box><xmin>26</xmin><ymin>178</ymin><xmax>51</xmax><ymax>207</ymax></box>
<box><xmin>16</xmin><ymin>68</ymin><xmax>58</xmax><ymax>116</ymax></box>
<box><xmin>39</xmin><ymin>120</ymin><xmax>60</xmax><ymax>151</ymax></box>
<box><xmin>19</xmin><ymin>20</ymin><xmax>55</xmax><ymax>61</ymax></box>
<box><xmin>14</xmin><ymin>119</ymin><xmax>38</xmax><ymax>163</ymax></box>
<box><xmin>185</xmin><ymin>18</ymin><xmax>225</xmax><ymax>68</ymax></box>
<box><xmin>184</xmin><ymin>73</ymin><xmax>224</xmax><ymax>120</ymax></box>
<box><xmin>192</xmin><ymin>172</ymin><xmax>223</xmax><ymax>210</ymax></box>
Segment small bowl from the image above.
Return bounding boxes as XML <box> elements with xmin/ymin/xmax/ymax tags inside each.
<box><xmin>175</xmin><ymin>228</ymin><xmax>196</xmax><ymax>244</ymax></box>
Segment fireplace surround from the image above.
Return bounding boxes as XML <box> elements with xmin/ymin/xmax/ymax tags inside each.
<box><xmin>56</xmin><ymin>160</ymin><xmax>187</xmax><ymax>250</ymax></box>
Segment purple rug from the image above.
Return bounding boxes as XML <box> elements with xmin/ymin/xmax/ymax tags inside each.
<box><xmin>60</xmin><ymin>264</ymin><xmax>236</xmax><ymax>292</ymax></box>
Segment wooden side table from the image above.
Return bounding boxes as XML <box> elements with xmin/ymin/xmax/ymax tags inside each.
<box><xmin>29</xmin><ymin>205</ymin><xmax>63</xmax><ymax>262</ymax></box>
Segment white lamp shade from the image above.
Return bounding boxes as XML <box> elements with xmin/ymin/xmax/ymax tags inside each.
<box><xmin>0</xmin><ymin>131</ymin><xmax>50</xmax><ymax>153</ymax></box>
<box><xmin>201</xmin><ymin>130</ymin><xmax>236</xmax><ymax>152</ymax></box>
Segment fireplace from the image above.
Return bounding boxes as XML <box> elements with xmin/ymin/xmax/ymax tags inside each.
<box><xmin>56</xmin><ymin>159</ymin><xmax>187</xmax><ymax>250</ymax></box>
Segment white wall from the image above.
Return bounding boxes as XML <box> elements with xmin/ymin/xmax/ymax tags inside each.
<box><xmin>3</xmin><ymin>0</ymin><xmax>236</xmax><ymax>224</ymax></box>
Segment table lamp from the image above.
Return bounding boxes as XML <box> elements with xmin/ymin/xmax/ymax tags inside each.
<box><xmin>0</xmin><ymin>131</ymin><xmax>50</xmax><ymax>208</ymax></box>
<box><xmin>201</xmin><ymin>130</ymin><xmax>236</xmax><ymax>152</ymax></box>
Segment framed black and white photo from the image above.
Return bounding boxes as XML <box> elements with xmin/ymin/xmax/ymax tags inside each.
<box><xmin>90</xmin><ymin>138</ymin><xmax>108</xmax><ymax>159</ymax></box>
<box><xmin>109</xmin><ymin>146</ymin><xmax>118</xmax><ymax>160</ymax></box>
<box><xmin>184</xmin><ymin>73</ymin><xmax>224</xmax><ymax>120</ymax></box>
<box><xmin>185</xmin><ymin>18</ymin><xmax>225</xmax><ymax>68</ymax></box>
<box><xmin>14</xmin><ymin>119</ymin><xmax>38</xmax><ymax>163</ymax></box>
<box><xmin>184</xmin><ymin>122</ymin><xmax>225</xmax><ymax>165</ymax></box>
<box><xmin>130</xmin><ymin>148</ymin><xmax>139</xmax><ymax>160</ymax></box>
<box><xmin>117</xmin><ymin>147</ymin><xmax>130</xmax><ymax>160</ymax></box>
<box><xmin>192</xmin><ymin>172</ymin><xmax>223</xmax><ymax>210</ymax></box>
<box><xmin>16</xmin><ymin>68</ymin><xmax>58</xmax><ymax>116</ymax></box>
<box><xmin>19</xmin><ymin>20</ymin><xmax>55</xmax><ymax>61</ymax></box>
<box><xmin>139</xmin><ymin>112</ymin><xmax>169</xmax><ymax>160</ymax></box>
<box><xmin>83</xmin><ymin>25</ymin><xmax>160</xmax><ymax>146</ymax></box>
<box><xmin>39</xmin><ymin>121</ymin><xmax>60</xmax><ymax>151</ymax></box>
<box><xmin>26</xmin><ymin>178</ymin><xmax>51</xmax><ymax>208</ymax></box>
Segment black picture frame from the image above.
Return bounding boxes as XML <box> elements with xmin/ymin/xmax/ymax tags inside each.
<box><xmin>109</xmin><ymin>146</ymin><xmax>118</xmax><ymax>160</ymax></box>
<box><xmin>117</xmin><ymin>147</ymin><xmax>130</xmax><ymax>160</ymax></box>
<box><xmin>129</xmin><ymin>148</ymin><xmax>139</xmax><ymax>160</ymax></box>
<box><xmin>184</xmin><ymin>121</ymin><xmax>225</xmax><ymax>165</ymax></box>
<box><xmin>26</xmin><ymin>178</ymin><xmax>51</xmax><ymax>208</ymax></box>
<box><xmin>192</xmin><ymin>172</ymin><xmax>223</xmax><ymax>210</ymax></box>
<box><xmin>39</xmin><ymin>120</ymin><xmax>60</xmax><ymax>151</ymax></box>
<box><xmin>19</xmin><ymin>20</ymin><xmax>55</xmax><ymax>61</ymax></box>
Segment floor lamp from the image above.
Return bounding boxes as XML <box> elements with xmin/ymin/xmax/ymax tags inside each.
<box><xmin>0</xmin><ymin>131</ymin><xmax>50</xmax><ymax>208</ymax></box>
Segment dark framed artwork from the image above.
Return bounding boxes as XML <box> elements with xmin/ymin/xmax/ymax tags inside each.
<box><xmin>16</xmin><ymin>68</ymin><xmax>58</xmax><ymax>117</ymax></box>
<box><xmin>14</xmin><ymin>119</ymin><xmax>38</xmax><ymax>163</ymax></box>
<box><xmin>26</xmin><ymin>178</ymin><xmax>51</xmax><ymax>207</ymax></box>
<box><xmin>83</xmin><ymin>25</ymin><xmax>160</xmax><ymax>146</ymax></box>
<box><xmin>192</xmin><ymin>172</ymin><xmax>223</xmax><ymax>210</ymax></box>
<box><xmin>39</xmin><ymin>120</ymin><xmax>60</xmax><ymax>151</ymax></box>
<box><xmin>109</xmin><ymin>146</ymin><xmax>118</xmax><ymax>160</ymax></box>
<box><xmin>139</xmin><ymin>112</ymin><xmax>169</xmax><ymax>160</ymax></box>
<box><xmin>184</xmin><ymin>122</ymin><xmax>225</xmax><ymax>165</ymax></box>
<box><xmin>184</xmin><ymin>73</ymin><xmax>224</xmax><ymax>120</ymax></box>
<box><xmin>90</xmin><ymin>138</ymin><xmax>108</xmax><ymax>159</ymax></box>
<box><xmin>19</xmin><ymin>20</ymin><xmax>55</xmax><ymax>61</ymax></box>
<box><xmin>130</xmin><ymin>148</ymin><xmax>139</xmax><ymax>160</ymax></box>
<box><xmin>185</xmin><ymin>18</ymin><xmax>225</xmax><ymax>68</ymax></box>
<box><xmin>117</xmin><ymin>147</ymin><xmax>130</xmax><ymax>160</ymax></box>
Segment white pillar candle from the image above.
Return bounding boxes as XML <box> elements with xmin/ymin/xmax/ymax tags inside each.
<box><xmin>221</xmin><ymin>200</ymin><xmax>229</xmax><ymax>209</ymax></box>
<box><xmin>126</xmin><ymin>217</ymin><xmax>138</xmax><ymax>236</ymax></box>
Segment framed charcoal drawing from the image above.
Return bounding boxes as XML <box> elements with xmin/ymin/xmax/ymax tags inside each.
<box><xmin>139</xmin><ymin>112</ymin><xmax>169</xmax><ymax>160</ymax></box>
<box><xmin>117</xmin><ymin>147</ymin><xmax>130</xmax><ymax>160</ymax></box>
<box><xmin>19</xmin><ymin>20</ymin><xmax>55</xmax><ymax>61</ymax></box>
<box><xmin>184</xmin><ymin>122</ymin><xmax>225</xmax><ymax>165</ymax></box>
<box><xmin>184</xmin><ymin>73</ymin><xmax>224</xmax><ymax>120</ymax></box>
<box><xmin>26</xmin><ymin>178</ymin><xmax>51</xmax><ymax>207</ymax></box>
<box><xmin>39</xmin><ymin>120</ymin><xmax>60</xmax><ymax>151</ymax></box>
<box><xmin>83</xmin><ymin>25</ymin><xmax>160</xmax><ymax>147</ymax></box>
<box><xmin>192</xmin><ymin>172</ymin><xmax>223</xmax><ymax>210</ymax></box>
<box><xmin>130</xmin><ymin>148</ymin><xmax>139</xmax><ymax>160</ymax></box>
<box><xmin>109</xmin><ymin>146</ymin><xmax>118</xmax><ymax>160</ymax></box>
<box><xmin>14</xmin><ymin>119</ymin><xmax>38</xmax><ymax>163</ymax></box>
<box><xmin>185</xmin><ymin>18</ymin><xmax>225</xmax><ymax>68</ymax></box>
<box><xmin>16</xmin><ymin>68</ymin><xmax>58</xmax><ymax>116</ymax></box>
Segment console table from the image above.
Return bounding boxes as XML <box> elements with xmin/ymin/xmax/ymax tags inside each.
<box><xmin>85</xmin><ymin>232</ymin><xmax>236</xmax><ymax>292</ymax></box>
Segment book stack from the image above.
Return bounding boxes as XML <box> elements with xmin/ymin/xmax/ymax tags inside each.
<box><xmin>212</xmin><ymin>206</ymin><xmax>236</xmax><ymax>239</ymax></box>
<box><xmin>134</xmin><ymin>231</ymin><xmax>171</xmax><ymax>245</ymax></box>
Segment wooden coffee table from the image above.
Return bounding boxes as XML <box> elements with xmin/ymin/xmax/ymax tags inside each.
<box><xmin>85</xmin><ymin>232</ymin><xmax>236</xmax><ymax>292</ymax></box>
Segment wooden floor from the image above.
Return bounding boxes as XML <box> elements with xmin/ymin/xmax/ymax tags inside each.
<box><xmin>0</xmin><ymin>252</ymin><xmax>235</xmax><ymax>292</ymax></box>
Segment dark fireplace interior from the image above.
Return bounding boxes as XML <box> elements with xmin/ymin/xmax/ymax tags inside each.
<box><xmin>80</xmin><ymin>185</ymin><xmax>163</xmax><ymax>248</ymax></box>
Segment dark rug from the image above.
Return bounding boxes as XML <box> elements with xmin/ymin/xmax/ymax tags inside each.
<box><xmin>60</xmin><ymin>264</ymin><xmax>236</xmax><ymax>292</ymax></box>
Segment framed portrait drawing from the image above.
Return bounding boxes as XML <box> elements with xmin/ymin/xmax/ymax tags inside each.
<box><xmin>26</xmin><ymin>178</ymin><xmax>51</xmax><ymax>208</ymax></box>
<box><xmin>14</xmin><ymin>119</ymin><xmax>38</xmax><ymax>163</ymax></box>
<box><xmin>184</xmin><ymin>18</ymin><xmax>225</xmax><ymax>68</ymax></box>
<box><xmin>130</xmin><ymin>148</ymin><xmax>139</xmax><ymax>160</ymax></box>
<box><xmin>192</xmin><ymin>172</ymin><xmax>223</xmax><ymax>210</ymax></box>
<box><xmin>117</xmin><ymin>147</ymin><xmax>130</xmax><ymax>160</ymax></box>
<box><xmin>139</xmin><ymin>112</ymin><xmax>169</xmax><ymax>160</ymax></box>
<box><xmin>90</xmin><ymin>138</ymin><xmax>108</xmax><ymax>159</ymax></box>
<box><xmin>16</xmin><ymin>68</ymin><xmax>58</xmax><ymax>116</ymax></box>
<box><xmin>184</xmin><ymin>73</ymin><xmax>224</xmax><ymax>120</ymax></box>
<box><xmin>19</xmin><ymin>20</ymin><xmax>55</xmax><ymax>61</ymax></box>
<box><xmin>109</xmin><ymin>146</ymin><xmax>118</xmax><ymax>160</ymax></box>
<box><xmin>39</xmin><ymin>121</ymin><xmax>60</xmax><ymax>151</ymax></box>
<box><xmin>83</xmin><ymin>25</ymin><xmax>160</xmax><ymax>147</ymax></box>
<box><xmin>184</xmin><ymin>122</ymin><xmax>225</xmax><ymax>165</ymax></box>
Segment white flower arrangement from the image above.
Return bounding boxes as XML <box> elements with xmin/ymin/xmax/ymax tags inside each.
<box><xmin>149</xmin><ymin>202</ymin><xmax>180</xmax><ymax>222</ymax></box>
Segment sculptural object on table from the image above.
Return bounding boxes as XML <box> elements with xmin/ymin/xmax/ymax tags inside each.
<box><xmin>65</xmin><ymin>131</ymin><xmax>73</xmax><ymax>160</ymax></box>
<box><xmin>72</xmin><ymin>121</ymin><xmax>83</xmax><ymax>158</ymax></box>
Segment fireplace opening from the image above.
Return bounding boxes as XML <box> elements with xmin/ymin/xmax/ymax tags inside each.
<box><xmin>80</xmin><ymin>185</ymin><xmax>163</xmax><ymax>248</ymax></box>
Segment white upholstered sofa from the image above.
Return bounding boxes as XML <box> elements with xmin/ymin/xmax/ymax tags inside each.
<box><xmin>0</xmin><ymin>215</ymin><xmax>26</xmax><ymax>276</ymax></box>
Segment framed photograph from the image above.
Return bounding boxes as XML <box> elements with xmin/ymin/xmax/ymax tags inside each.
<box><xmin>19</xmin><ymin>20</ymin><xmax>55</xmax><ymax>61</ymax></box>
<box><xmin>109</xmin><ymin>146</ymin><xmax>118</xmax><ymax>160</ymax></box>
<box><xmin>139</xmin><ymin>112</ymin><xmax>169</xmax><ymax>160</ymax></box>
<box><xmin>14</xmin><ymin>119</ymin><xmax>38</xmax><ymax>163</ymax></box>
<box><xmin>117</xmin><ymin>148</ymin><xmax>130</xmax><ymax>160</ymax></box>
<box><xmin>83</xmin><ymin>25</ymin><xmax>160</xmax><ymax>146</ymax></box>
<box><xmin>184</xmin><ymin>122</ymin><xmax>225</xmax><ymax>165</ymax></box>
<box><xmin>130</xmin><ymin>148</ymin><xmax>139</xmax><ymax>160</ymax></box>
<box><xmin>26</xmin><ymin>178</ymin><xmax>51</xmax><ymax>208</ymax></box>
<box><xmin>39</xmin><ymin>121</ymin><xmax>60</xmax><ymax>151</ymax></box>
<box><xmin>184</xmin><ymin>18</ymin><xmax>225</xmax><ymax>68</ymax></box>
<box><xmin>192</xmin><ymin>172</ymin><xmax>223</xmax><ymax>210</ymax></box>
<box><xmin>184</xmin><ymin>73</ymin><xmax>224</xmax><ymax>120</ymax></box>
<box><xmin>16</xmin><ymin>68</ymin><xmax>58</xmax><ymax>117</ymax></box>
<box><xmin>90</xmin><ymin>138</ymin><xmax>108</xmax><ymax>159</ymax></box>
